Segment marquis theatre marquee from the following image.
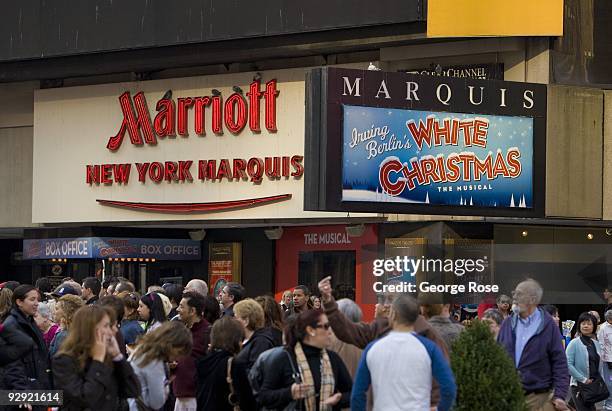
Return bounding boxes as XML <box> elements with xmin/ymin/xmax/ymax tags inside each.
<box><xmin>304</xmin><ymin>68</ymin><xmax>546</xmax><ymax>217</ymax></box>
<box><xmin>33</xmin><ymin>69</ymin><xmax>350</xmax><ymax>223</ymax></box>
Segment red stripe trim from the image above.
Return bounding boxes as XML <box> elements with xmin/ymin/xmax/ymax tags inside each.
<box><xmin>96</xmin><ymin>194</ymin><xmax>292</xmax><ymax>213</ymax></box>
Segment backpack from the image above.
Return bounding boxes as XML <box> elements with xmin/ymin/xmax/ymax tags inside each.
<box><xmin>247</xmin><ymin>346</ymin><xmax>286</xmax><ymax>397</ymax></box>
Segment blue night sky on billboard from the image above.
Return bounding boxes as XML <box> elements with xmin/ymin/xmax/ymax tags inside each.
<box><xmin>342</xmin><ymin>105</ymin><xmax>533</xmax><ymax>208</ymax></box>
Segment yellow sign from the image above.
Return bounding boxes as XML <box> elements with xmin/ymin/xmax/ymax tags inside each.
<box><xmin>427</xmin><ymin>0</ymin><xmax>563</xmax><ymax>38</ymax></box>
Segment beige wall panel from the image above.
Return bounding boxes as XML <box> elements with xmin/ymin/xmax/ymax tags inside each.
<box><xmin>0</xmin><ymin>127</ymin><xmax>33</xmax><ymax>227</ymax></box>
<box><xmin>546</xmin><ymin>86</ymin><xmax>602</xmax><ymax>218</ymax></box>
<box><xmin>602</xmin><ymin>91</ymin><xmax>612</xmax><ymax>220</ymax></box>
<box><xmin>0</xmin><ymin>82</ymin><xmax>36</xmax><ymax>128</ymax></box>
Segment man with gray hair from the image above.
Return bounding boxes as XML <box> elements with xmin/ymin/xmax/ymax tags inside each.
<box><xmin>351</xmin><ymin>294</ymin><xmax>456</xmax><ymax>411</ymax></box>
<box><xmin>498</xmin><ymin>279</ymin><xmax>569</xmax><ymax>411</ymax></box>
<box><xmin>597</xmin><ymin>309</ymin><xmax>612</xmax><ymax>410</ymax></box>
<box><xmin>184</xmin><ymin>279</ymin><xmax>208</xmax><ymax>296</ymax></box>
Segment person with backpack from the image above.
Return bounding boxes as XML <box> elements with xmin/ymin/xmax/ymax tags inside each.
<box><xmin>196</xmin><ymin>317</ymin><xmax>245</xmax><ymax>411</ymax></box>
<box><xmin>258</xmin><ymin>309</ymin><xmax>352</xmax><ymax>411</ymax></box>
<box><xmin>128</xmin><ymin>321</ymin><xmax>193</xmax><ymax>411</ymax></box>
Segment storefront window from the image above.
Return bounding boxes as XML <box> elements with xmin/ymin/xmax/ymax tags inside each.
<box><xmin>298</xmin><ymin>251</ymin><xmax>356</xmax><ymax>300</ymax></box>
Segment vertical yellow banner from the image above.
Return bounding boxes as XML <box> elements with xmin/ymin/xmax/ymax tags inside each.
<box><xmin>427</xmin><ymin>0</ymin><xmax>563</xmax><ymax>37</ymax></box>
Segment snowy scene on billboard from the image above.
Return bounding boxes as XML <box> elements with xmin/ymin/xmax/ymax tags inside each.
<box><xmin>342</xmin><ymin>105</ymin><xmax>533</xmax><ymax>208</ymax></box>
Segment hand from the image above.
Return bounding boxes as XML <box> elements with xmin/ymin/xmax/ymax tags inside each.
<box><xmin>318</xmin><ymin>276</ymin><xmax>333</xmax><ymax>303</ymax></box>
<box><xmin>106</xmin><ymin>335</ymin><xmax>121</xmax><ymax>358</ymax></box>
<box><xmin>552</xmin><ymin>398</ymin><xmax>569</xmax><ymax>411</ymax></box>
<box><xmin>323</xmin><ymin>393</ymin><xmax>342</xmax><ymax>406</ymax></box>
<box><xmin>291</xmin><ymin>383</ymin><xmax>305</xmax><ymax>399</ymax></box>
<box><xmin>375</xmin><ymin>303</ymin><xmax>390</xmax><ymax>319</ymax></box>
<box><xmin>585</xmin><ymin>378</ymin><xmax>593</xmax><ymax>384</ymax></box>
<box><xmin>91</xmin><ymin>328</ymin><xmax>107</xmax><ymax>362</ymax></box>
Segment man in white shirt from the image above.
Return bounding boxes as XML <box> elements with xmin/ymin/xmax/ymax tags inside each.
<box><xmin>597</xmin><ymin>309</ymin><xmax>612</xmax><ymax>411</ymax></box>
<box><xmin>351</xmin><ymin>294</ymin><xmax>456</xmax><ymax>411</ymax></box>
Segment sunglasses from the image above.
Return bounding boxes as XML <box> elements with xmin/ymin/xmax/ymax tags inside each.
<box><xmin>315</xmin><ymin>322</ymin><xmax>331</xmax><ymax>330</ymax></box>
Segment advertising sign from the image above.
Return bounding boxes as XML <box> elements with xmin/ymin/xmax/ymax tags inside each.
<box><xmin>343</xmin><ymin>106</ymin><xmax>533</xmax><ymax>208</ymax></box>
<box><xmin>23</xmin><ymin>237</ymin><xmax>201</xmax><ymax>260</ymax></box>
<box><xmin>304</xmin><ymin>67</ymin><xmax>546</xmax><ymax>217</ymax></box>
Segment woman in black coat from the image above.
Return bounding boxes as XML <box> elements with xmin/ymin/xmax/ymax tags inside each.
<box><xmin>0</xmin><ymin>322</ymin><xmax>35</xmax><ymax>391</ymax></box>
<box><xmin>258</xmin><ymin>310</ymin><xmax>352</xmax><ymax>411</ymax></box>
<box><xmin>196</xmin><ymin>317</ymin><xmax>245</xmax><ymax>411</ymax></box>
<box><xmin>2</xmin><ymin>285</ymin><xmax>52</xmax><ymax>404</ymax></box>
<box><xmin>52</xmin><ymin>304</ymin><xmax>139</xmax><ymax>411</ymax></box>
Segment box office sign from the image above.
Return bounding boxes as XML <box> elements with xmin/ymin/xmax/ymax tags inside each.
<box><xmin>304</xmin><ymin>68</ymin><xmax>546</xmax><ymax>217</ymax></box>
<box><xmin>32</xmin><ymin>68</ymin><xmax>350</xmax><ymax>223</ymax></box>
<box><xmin>23</xmin><ymin>237</ymin><xmax>201</xmax><ymax>260</ymax></box>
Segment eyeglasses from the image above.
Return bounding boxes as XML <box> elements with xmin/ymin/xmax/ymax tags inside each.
<box><xmin>315</xmin><ymin>322</ymin><xmax>331</xmax><ymax>330</ymax></box>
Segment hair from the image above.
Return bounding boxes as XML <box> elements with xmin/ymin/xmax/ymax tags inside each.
<box><xmin>119</xmin><ymin>291</ymin><xmax>141</xmax><ymax>321</ymax></box>
<box><xmin>185</xmin><ymin>279</ymin><xmax>208</xmax><ymax>296</ymax></box>
<box><xmin>516</xmin><ymin>279</ymin><xmax>543</xmax><ymax>305</ymax></box>
<box><xmin>576</xmin><ymin>312</ymin><xmax>597</xmax><ymax>336</ymax></box>
<box><xmin>482</xmin><ymin>308</ymin><xmax>504</xmax><ymax>326</ymax></box>
<box><xmin>141</xmin><ymin>292</ymin><xmax>167</xmax><ymax>330</ymax></box>
<box><xmin>542</xmin><ymin>304</ymin><xmax>558</xmax><ymax>318</ymax></box>
<box><xmin>2</xmin><ymin>281</ymin><xmax>20</xmax><ymax>291</ymax></box>
<box><xmin>420</xmin><ymin>303</ymin><xmax>444</xmax><ymax>319</ymax></box>
<box><xmin>35</xmin><ymin>277</ymin><xmax>53</xmax><ymax>294</ymax></box>
<box><xmin>64</xmin><ymin>281</ymin><xmax>82</xmax><ymax>296</ymax></box>
<box><xmin>496</xmin><ymin>294</ymin><xmax>512</xmax><ymax>305</ymax></box>
<box><xmin>147</xmin><ymin>285</ymin><xmax>164</xmax><ymax>294</ymax></box>
<box><xmin>285</xmin><ymin>309</ymin><xmax>325</xmax><ymax>348</ymax></box>
<box><xmin>57</xmin><ymin>305</ymin><xmax>113</xmax><ymax>370</ymax></box>
<box><xmin>210</xmin><ymin>317</ymin><xmax>245</xmax><ymax>355</ymax></box>
<box><xmin>162</xmin><ymin>283</ymin><xmax>184</xmax><ymax>305</ymax></box>
<box><xmin>294</xmin><ymin>285</ymin><xmax>311</xmax><ymax>296</ymax></box>
<box><xmin>98</xmin><ymin>295</ymin><xmax>125</xmax><ymax>323</ymax></box>
<box><xmin>102</xmin><ymin>276</ymin><xmax>118</xmax><ymax>290</ymax></box>
<box><xmin>181</xmin><ymin>291</ymin><xmax>205</xmax><ymax>318</ymax></box>
<box><xmin>281</xmin><ymin>290</ymin><xmax>293</xmax><ymax>301</ymax></box>
<box><xmin>203</xmin><ymin>295</ymin><xmax>221</xmax><ymax>324</ymax></box>
<box><xmin>234</xmin><ymin>299</ymin><xmax>265</xmax><ymax>331</ymax></box>
<box><xmin>82</xmin><ymin>277</ymin><xmax>102</xmax><ymax>296</ymax></box>
<box><xmin>255</xmin><ymin>295</ymin><xmax>283</xmax><ymax>331</ymax></box>
<box><xmin>391</xmin><ymin>295</ymin><xmax>420</xmax><ymax>325</ymax></box>
<box><xmin>37</xmin><ymin>301</ymin><xmax>53</xmax><ymax>320</ymax></box>
<box><xmin>115</xmin><ymin>281</ymin><xmax>135</xmax><ymax>294</ymax></box>
<box><xmin>131</xmin><ymin>321</ymin><xmax>192</xmax><ymax>367</ymax></box>
<box><xmin>0</xmin><ymin>288</ymin><xmax>13</xmax><ymax>321</ymax></box>
<box><xmin>225</xmin><ymin>282</ymin><xmax>246</xmax><ymax>305</ymax></box>
<box><xmin>12</xmin><ymin>284</ymin><xmax>40</xmax><ymax>307</ymax></box>
<box><xmin>57</xmin><ymin>294</ymin><xmax>85</xmax><ymax>329</ymax></box>
<box><xmin>336</xmin><ymin>298</ymin><xmax>362</xmax><ymax>323</ymax></box>
<box><xmin>606</xmin><ymin>309</ymin><xmax>612</xmax><ymax>322</ymax></box>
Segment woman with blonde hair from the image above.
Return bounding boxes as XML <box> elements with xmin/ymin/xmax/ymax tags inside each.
<box><xmin>233</xmin><ymin>298</ymin><xmax>281</xmax><ymax>410</ymax></box>
<box><xmin>128</xmin><ymin>321</ymin><xmax>193</xmax><ymax>411</ymax></box>
<box><xmin>52</xmin><ymin>304</ymin><xmax>139</xmax><ymax>410</ymax></box>
<box><xmin>49</xmin><ymin>294</ymin><xmax>84</xmax><ymax>356</ymax></box>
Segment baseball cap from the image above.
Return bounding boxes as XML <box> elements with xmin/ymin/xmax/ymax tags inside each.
<box><xmin>50</xmin><ymin>285</ymin><xmax>79</xmax><ymax>298</ymax></box>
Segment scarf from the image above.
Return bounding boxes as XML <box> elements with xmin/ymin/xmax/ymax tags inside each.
<box><xmin>294</xmin><ymin>342</ymin><xmax>335</xmax><ymax>411</ymax></box>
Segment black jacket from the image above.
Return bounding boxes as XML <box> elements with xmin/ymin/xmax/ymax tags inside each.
<box><xmin>233</xmin><ymin>328</ymin><xmax>281</xmax><ymax>411</ymax></box>
<box><xmin>259</xmin><ymin>344</ymin><xmax>352</xmax><ymax>411</ymax></box>
<box><xmin>196</xmin><ymin>349</ymin><xmax>234</xmax><ymax>411</ymax></box>
<box><xmin>52</xmin><ymin>354</ymin><xmax>139</xmax><ymax>411</ymax></box>
<box><xmin>0</xmin><ymin>325</ymin><xmax>34</xmax><ymax>367</ymax></box>
<box><xmin>2</xmin><ymin>308</ymin><xmax>52</xmax><ymax>391</ymax></box>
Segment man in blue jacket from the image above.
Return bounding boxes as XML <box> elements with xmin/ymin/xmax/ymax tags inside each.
<box><xmin>498</xmin><ymin>279</ymin><xmax>569</xmax><ymax>411</ymax></box>
<box><xmin>351</xmin><ymin>294</ymin><xmax>456</xmax><ymax>411</ymax></box>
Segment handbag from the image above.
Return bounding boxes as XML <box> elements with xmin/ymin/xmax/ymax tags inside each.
<box><xmin>281</xmin><ymin>349</ymin><xmax>302</xmax><ymax>411</ymax></box>
<box><xmin>578</xmin><ymin>376</ymin><xmax>610</xmax><ymax>404</ymax></box>
<box><xmin>226</xmin><ymin>357</ymin><xmax>241</xmax><ymax>411</ymax></box>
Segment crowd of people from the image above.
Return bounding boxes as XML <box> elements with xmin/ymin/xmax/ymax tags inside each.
<box><xmin>0</xmin><ymin>275</ymin><xmax>611</xmax><ymax>410</ymax></box>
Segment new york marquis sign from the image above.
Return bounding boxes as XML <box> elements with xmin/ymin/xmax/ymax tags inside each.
<box><xmin>304</xmin><ymin>68</ymin><xmax>546</xmax><ymax>217</ymax></box>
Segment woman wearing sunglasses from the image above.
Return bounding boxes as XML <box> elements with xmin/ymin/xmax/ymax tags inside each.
<box><xmin>258</xmin><ymin>309</ymin><xmax>352</xmax><ymax>411</ymax></box>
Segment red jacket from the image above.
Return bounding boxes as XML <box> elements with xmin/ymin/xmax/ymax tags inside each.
<box><xmin>172</xmin><ymin>318</ymin><xmax>210</xmax><ymax>398</ymax></box>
